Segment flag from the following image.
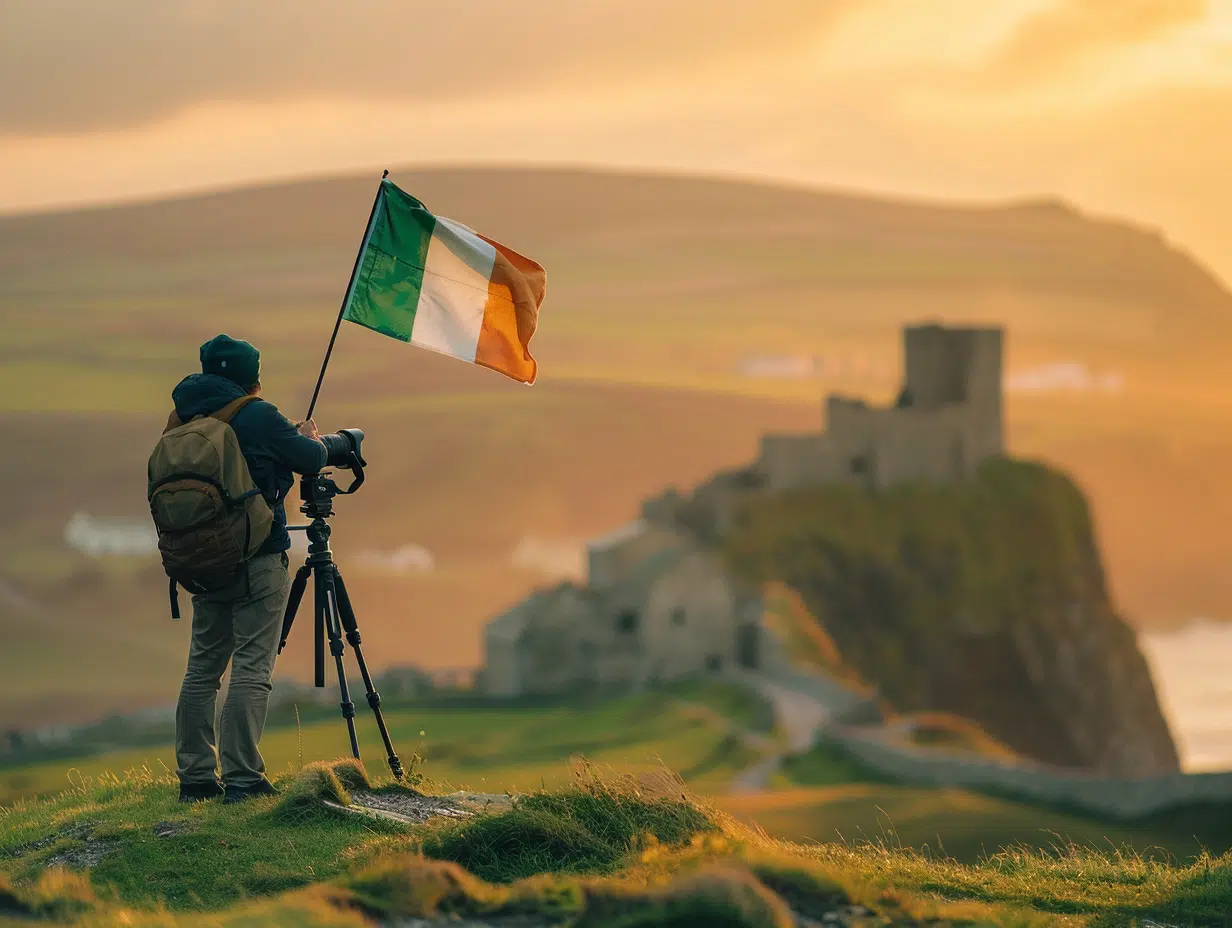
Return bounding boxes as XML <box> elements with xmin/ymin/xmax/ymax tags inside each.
<box><xmin>341</xmin><ymin>179</ymin><xmax>546</xmax><ymax>384</ymax></box>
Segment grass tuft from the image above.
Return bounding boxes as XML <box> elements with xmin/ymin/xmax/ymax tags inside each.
<box><xmin>340</xmin><ymin>853</ymin><xmax>588</xmax><ymax>922</ymax></box>
<box><xmin>343</xmin><ymin>854</ymin><xmax>502</xmax><ymax>918</ymax></box>
<box><xmin>327</xmin><ymin>758</ymin><xmax>371</xmax><ymax>794</ymax></box>
<box><xmin>422</xmin><ymin>804</ymin><xmax>622</xmax><ymax>883</ymax></box>
<box><xmin>268</xmin><ymin>760</ymin><xmax>354</xmax><ymax>822</ymax></box>
<box><xmin>420</xmin><ymin>773</ymin><xmax>718</xmax><ymax>883</ymax></box>
<box><xmin>579</xmin><ymin>865</ymin><xmax>796</xmax><ymax>928</ymax></box>
<box><xmin>741</xmin><ymin>853</ymin><xmax>850</xmax><ymax>919</ymax></box>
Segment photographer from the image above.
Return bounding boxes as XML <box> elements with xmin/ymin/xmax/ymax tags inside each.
<box><xmin>165</xmin><ymin>334</ymin><xmax>326</xmax><ymax>804</ymax></box>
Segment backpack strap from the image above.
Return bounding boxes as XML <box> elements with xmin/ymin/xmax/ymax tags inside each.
<box><xmin>162</xmin><ymin>394</ymin><xmax>259</xmax><ymax>434</ymax></box>
<box><xmin>211</xmin><ymin>394</ymin><xmax>260</xmax><ymax>424</ymax></box>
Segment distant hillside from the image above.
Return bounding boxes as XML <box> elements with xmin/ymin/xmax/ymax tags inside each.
<box><xmin>3</xmin><ymin>167</ymin><xmax>1229</xmax><ymax>337</ymax></box>
<box><xmin>3</xmin><ymin>166</ymin><xmax>1232</xmax><ymax>727</ymax></box>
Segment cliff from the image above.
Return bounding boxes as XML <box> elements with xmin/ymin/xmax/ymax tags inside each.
<box><xmin>723</xmin><ymin>458</ymin><xmax>1179</xmax><ymax>775</ymax></box>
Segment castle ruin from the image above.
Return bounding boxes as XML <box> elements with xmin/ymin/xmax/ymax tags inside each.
<box><xmin>642</xmin><ymin>323</ymin><xmax>1004</xmax><ymax>538</ymax></box>
<box><xmin>482</xmin><ymin>323</ymin><xmax>1004</xmax><ymax>697</ymax></box>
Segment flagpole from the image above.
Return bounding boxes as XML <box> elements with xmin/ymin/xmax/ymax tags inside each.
<box><xmin>305</xmin><ymin>169</ymin><xmax>389</xmax><ymax>421</ymax></box>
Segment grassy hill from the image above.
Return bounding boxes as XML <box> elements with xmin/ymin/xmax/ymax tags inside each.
<box><xmin>2</xmin><ymin>755</ymin><xmax>1231</xmax><ymax>926</ymax></box>
<box><xmin>3</xmin><ymin>166</ymin><xmax>1232</xmax><ymax>726</ymax></box>
<box><xmin>723</xmin><ymin>459</ymin><xmax>1178</xmax><ymax>774</ymax></box>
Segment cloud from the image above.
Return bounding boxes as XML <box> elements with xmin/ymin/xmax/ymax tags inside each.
<box><xmin>0</xmin><ymin>0</ymin><xmax>861</xmax><ymax>136</ymax></box>
<box><xmin>982</xmin><ymin>0</ymin><xmax>1208</xmax><ymax>85</ymax></box>
<box><xmin>63</xmin><ymin>512</ymin><xmax>158</xmax><ymax>558</ymax></box>
<box><xmin>511</xmin><ymin>536</ymin><xmax>585</xmax><ymax>581</ymax></box>
<box><xmin>1005</xmin><ymin>362</ymin><xmax>1125</xmax><ymax>394</ymax></box>
<box><xmin>353</xmin><ymin>544</ymin><xmax>436</xmax><ymax>575</ymax></box>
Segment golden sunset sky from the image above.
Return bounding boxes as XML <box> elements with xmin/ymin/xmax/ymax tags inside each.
<box><xmin>4</xmin><ymin>1</ymin><xmax>1232</xmax><ymax>277</ymax></box>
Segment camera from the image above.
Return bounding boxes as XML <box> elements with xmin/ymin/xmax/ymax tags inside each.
<box><xmin>301</xmin><ymin>428</ymin><xmax>367</xmax><ymax>507</ymax></box>
<box><xmin>320</xmin><ymin>427</ymin><xmax>366</xmax><ymax>470</ymax></box>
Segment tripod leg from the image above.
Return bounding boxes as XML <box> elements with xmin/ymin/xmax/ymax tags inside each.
<box><xmin>313</xmin><ymin>569</ymin><xmax>326</xmax><ymax>688</ymax></box>
<box><xmin>279</xmin><ymin>564</ymin><xmax>311</xmax><ymax>654</ymax></box>
<box><xmin>334</xmin><ymin>570</ymin><xmax>404</xmax><ymax>780</ymax></box>
<box><xmin>322</xmin><ymin>567</ymin><xmax>360</xmax><ymax>761</ymax></box>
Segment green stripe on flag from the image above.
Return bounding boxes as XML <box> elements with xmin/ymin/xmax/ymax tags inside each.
<box><xmin>342</xmin><ymin>181</ymin><xmax>437</xmax><ymax>342</ymax></box>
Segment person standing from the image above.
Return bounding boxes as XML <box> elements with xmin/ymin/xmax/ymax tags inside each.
<box><xmin>156</xmin><ymin>334</ymin><xmax>326</xmax><ymax>803</ymax></box>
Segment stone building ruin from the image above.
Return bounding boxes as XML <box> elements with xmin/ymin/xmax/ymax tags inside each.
<box><xmin>483</xmin><ymin>523</ymin><xmax>766</xmax><ymax>698</ymax></box>
<box><xmin>482</xmin><ymin>323</ymin><xmax>1004</xmax><ymax>697</ymax></box>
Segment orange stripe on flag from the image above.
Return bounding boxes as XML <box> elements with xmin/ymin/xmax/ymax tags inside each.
<box><xmin>475</xmin><ymin>234</ymin><xmax>547</xmax><ymax>384</ymax></box>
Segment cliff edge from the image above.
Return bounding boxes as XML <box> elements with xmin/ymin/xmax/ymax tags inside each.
<box><xmin>723</xmin><ymin>458</ymin><xmax>1179</xmax><ymax>775</ymax></box>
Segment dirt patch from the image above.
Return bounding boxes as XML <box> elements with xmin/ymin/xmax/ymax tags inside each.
<box><xmin>348</xmin><ymin>790</ymin><xmax>474</xmax><ymax>824</ymax></box>
<box><xmin>327</xmin><ymin>789</ymin><xmax>514</xmax><ymax>826</ymax></box>
<box><xmin>151</xmin><ymin>820</ymin><xmax>191</xmax><ymax>839</ymax></box>
<box><xmin>4</xmin><ymin>821</ymin><xmax>94</xmax><ymax>859</ymax></box>
<box><xmin>44</xmin><ymin>839</ymin><xmax>117</xmax><ymax>871</ymax></box>
<box><xmin>442</xmin><ymin>792</ymin><xmax>514</xmax><ymax>814</ymax></box>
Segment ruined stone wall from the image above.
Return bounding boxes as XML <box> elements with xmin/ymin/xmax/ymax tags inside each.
<box><xmin>824</xmin><ymin>724</ymin><xmax>1232</xmax><ymax>819</ymax></box>
<box><xmin>761</xmin><ymin>401</ymin><xmax>977</xmax><ymax>490</ymax></box>
<box><xmin>674</xmin><ymin>471</ymin><xmax>764</xmax><ymax>540</ymax></box>
<box><xmin>866</xmin><ymin>404</ymin><xmax>972</xmax><ymax>486</ymax></box>
<box><xmin>512</xmin><ymin>587</ymin><xmax>600</xmax><ymax>695</ymax></box>
<box><xmin>759</xmin><ymin>435</ymin><xmax>834</xmax><ymax>491</ymax></box>
<box><xmin>584</xmin><ymin>620</ymin><xmax>643</xmax><ymax>690</ymax></box>
<box><xmin>641</xmin><ymin>553</ymin><xmax>743</xmax><ymax>681</ymax></box>
<box><xmin>482</xmin><ymin>585</ymin><xmax>627</xmax><ymax>697</ymax></box>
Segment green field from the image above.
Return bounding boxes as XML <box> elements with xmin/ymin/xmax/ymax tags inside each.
<box><xmin>0</xmin><ymin>688</ymin><xmax>764</xmax><ymax>807</ymax></box>
<box><xmin>6</xmin><ymin>687</ymin><xmax>1231</xmax><ymax>872</ymax></box>
<box><xmin>2</xmin><ymin>755</ymin><xmax>1231</xmax><ymax>926</ymax></box>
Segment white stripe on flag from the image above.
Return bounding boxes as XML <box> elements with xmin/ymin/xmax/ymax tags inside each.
<box><xmin>412</xmin><ymin>217</ymin><xmax>496</xmax><ymax>362</ymax></box>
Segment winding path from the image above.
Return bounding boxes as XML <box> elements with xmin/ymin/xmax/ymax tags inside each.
<box><xmin>727</xmin><ymin>669</ymin><xmax>870</xmax><ymax>793</ymax></box>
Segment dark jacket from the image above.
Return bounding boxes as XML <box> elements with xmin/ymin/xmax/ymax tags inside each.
<box><xmin>169</xmin><ymin>374</ymin><xmax>327</xmax><ymax>556</ymax></box>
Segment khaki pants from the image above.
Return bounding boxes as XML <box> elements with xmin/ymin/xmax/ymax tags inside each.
<box><xmin>175</xmin><ymin>552</ymin><xmax>291</xmax><ymax>788</ymax></box>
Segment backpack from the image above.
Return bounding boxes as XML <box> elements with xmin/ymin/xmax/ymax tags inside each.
<box><xmin>148</xmin><ymin>395</ymin><xmax>274</xmax><ymax>618</ymax></box>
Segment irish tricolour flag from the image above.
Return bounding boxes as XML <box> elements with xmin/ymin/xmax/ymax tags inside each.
<box><xmin>342</xmin><ymin>179</ymin><xmax>546</xmax><ymax>384</ymax></box>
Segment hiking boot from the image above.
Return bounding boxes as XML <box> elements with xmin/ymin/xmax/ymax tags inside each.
<box><xmin>222</xmin><ymin>779</ymin><xmax>280</xmax><ymax>804</ymax></box>
<box><xmin>179</xmin><ymin>780</ymin><xmax>224</xmax><ymax>803</ymax></box>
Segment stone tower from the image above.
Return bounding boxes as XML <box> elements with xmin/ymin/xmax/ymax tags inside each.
<box><xmin>902</xmin><ymin>323</ymin><xmax>1003</xmax><ymax>466</ymax></box>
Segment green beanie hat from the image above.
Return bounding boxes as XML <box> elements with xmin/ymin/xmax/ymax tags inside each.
<box><xmin>200</xmin><ymin>334</ymin><xmax>261</xmax><ymax>387</ymax></box>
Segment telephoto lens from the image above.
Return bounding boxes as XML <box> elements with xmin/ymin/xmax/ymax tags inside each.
<box><xmin>320</xmin><ymin>428</ymin><xmax>365</xmax><ymax>468</ymax></box>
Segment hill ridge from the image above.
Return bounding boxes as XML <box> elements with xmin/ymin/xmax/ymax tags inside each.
<box><xmin>2</xmin><ymin>164</ymin><xmax>1226</xmax><ymax>322</ymax></box>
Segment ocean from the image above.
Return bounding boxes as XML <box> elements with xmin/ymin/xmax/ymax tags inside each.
<box><xmin>1140</xmin><ymin>619</ymin><xmax>1232</xmax><ymax>773</ymax></box>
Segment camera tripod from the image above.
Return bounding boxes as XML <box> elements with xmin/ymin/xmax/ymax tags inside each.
<box><xmin>278</xmin><ymin>469</ymin><xmax>404</xmax><ymax>779</ymax></box>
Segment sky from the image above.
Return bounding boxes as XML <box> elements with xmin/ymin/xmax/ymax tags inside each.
<box><xmin>4</xmin><ymin>0</ymin><xmax>1232</xmax><ymax>279</ymax></box>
